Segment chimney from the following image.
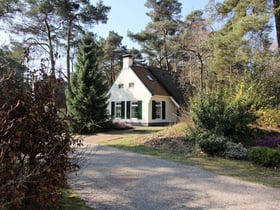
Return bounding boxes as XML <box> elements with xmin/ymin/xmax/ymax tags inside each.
<box><xmin>123</xmin><ymin>54</ymin><xmax>133</xmax><ymax>69</ymax></box>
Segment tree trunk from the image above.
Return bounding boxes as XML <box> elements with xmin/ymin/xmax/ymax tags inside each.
<box><xmin>163</xmin><ymin>32</ymin><xmax>170</xmax><ymax>71</ymax></box>
<box><xmin>274</xmin><ymin>0</ymin><xmax>280</xmax><ymax>53</ymax></box>
<box><xmin>44</xmin><ymin>16</ymin><xmax>55</xmax><ymax>77</ymax></box>
<box><xmin>66</xmin><ymin>20</ymin><xmax>73</xmax><ymax>85</ymax></box>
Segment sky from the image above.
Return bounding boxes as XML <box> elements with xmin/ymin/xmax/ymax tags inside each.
<box><xmin>92</xmin><ymin>0</ymin><xmax>210</xmax><ymax>49</ymax></box>
<box><xmin>0</xmin><ymin>0</ymin><xmax>210</xmax><ymax>48</ymax></box>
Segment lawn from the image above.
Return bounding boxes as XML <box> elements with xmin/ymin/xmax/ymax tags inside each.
<box><xmin>58</xmin><ymin>188</ymin><xmax>92</xmax><ymax>210</ymax></box>
<box><xmin>100</xmin><ymin>123</ymin><xmax>280</xmax><ymax>188</ymax></box>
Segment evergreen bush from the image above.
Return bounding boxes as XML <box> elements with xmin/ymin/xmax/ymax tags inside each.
<box><xmin>190</xmin><ymin>85</ymin><xmax>257</xmax><ymax>142</ymax></box>
<box><xmin>198</xmin><ymin>133</ymin><xmax>228</xmax><ymax>156</ymax></box>
<box><xmin>248</xmin><ymin>146</ymin><xmax>280</xmax><ymax>167</ymax></box>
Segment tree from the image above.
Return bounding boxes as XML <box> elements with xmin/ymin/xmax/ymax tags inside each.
<box><xmin>0</xmin><ymin>45</ymin><xmax>26</xmax><ymax>78</ymax></box>
<box><xmin>207</xmin><ymin>0</ymin><xmax>272</xmax><ymax>87</ymax></box>
<box><xmin>0</xmin><ymin>0</ymin><xmax>19</xmax><ymax>18</ymax></box>
<box><xmin>10</xmin><ymin>0</ymin><xmax>61</xmax><ymax>76</ymax></box>
<box><xmin>273</xmin><ymin>0</ymin><xmax>280</xmax><ymax>53</ymax></box>
<box><xmin>99</xmin><ymin>31</ymin><xmax>124</xmax><ymax>86</ymax></box>
<box><xmin>66</xmin><ymin>33</ymin><xmax>109</xmax><ymax>133</ymax></box>
<box><xmin>128</xmin><ymin>0</ymin><xmax>182</xmax><ymax>70</ymax></box>
<box><xmin>55</xmin><ymin>0</ymin><xmax>110</xmax><ymax>84</ymax></box>
<box><xmin>172</xmin><ymin>10</ymin><xmax>211</xmax><ymax>92</ymax></box>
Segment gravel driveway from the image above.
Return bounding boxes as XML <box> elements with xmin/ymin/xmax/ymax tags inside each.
<box><xmin>69</xmin><ymin>141</ymin><xmax>280</xmax><ymax>210</ymax></box>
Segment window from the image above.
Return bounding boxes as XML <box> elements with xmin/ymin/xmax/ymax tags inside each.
<box><xmin>146</xmin><ymin>74</ymin><xmax>153</xmax><ymax>81</ymax></box>
<box><xmin>118</xmin><ymin>83</ymin><xmax>124</xmax><ymax>88</ymax></box>
<box><xmin>155</xmin><ymin>101</ymin><xmax>161</xmax><ymax>118</ymax></box>
<box><xmin>129</xmin><ymin>82</ymin><xmax>134</xmax><ymax>88</ymax></box>
<box><xmin>115</xmin><ymin>102</ymin><xmax>122</xmax><ymax>118</ymax></box>
<box><xmin>152</xmin><ymin>100</ymin><xmax>166</xmax><ymax>120</ymax></box>
<box><xmin>131</xmin><ymin>101</ymin><xmax>138</xmax><ymax>118</ymax></box>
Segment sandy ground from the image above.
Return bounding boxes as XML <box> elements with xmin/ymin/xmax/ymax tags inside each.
<box><xmin>69</xmin><ymin>133</ymin><xmax>280</xmax><ymax>210</ymax></box>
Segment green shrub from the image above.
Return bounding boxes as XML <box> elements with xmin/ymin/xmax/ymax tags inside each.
<box><xmin>224</xmin><ymin>142</ymin><xmax>248</xmax><ymax>160</ymax></box>
<box><xmin>198</xmin><ymin>133</ymin><xmax>228</xmax><ymax>156</ymax></box>
<box><xmin>248</xmin><ymin>146</ymin><xmax>280</xmax><ymax>167</ymax></box>
<box><xmin>190</xmin><ymin>89</ymin><xmax>256</xmax><ymax>140</ymax></box>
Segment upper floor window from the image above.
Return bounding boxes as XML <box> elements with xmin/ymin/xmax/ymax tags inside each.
<box><xmin>118</xmin><ymin>83</ymin><xmax>124</xmax><ymax>88</ymax></box>
<box><xmin>129</xmin><ymin>82</ymin><xmax>135</xmax><ymax>88</ymax></box>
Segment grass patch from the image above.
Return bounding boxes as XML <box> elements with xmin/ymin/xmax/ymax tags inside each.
<box><xmin>58</xmin><ymin>188</ymin><xmax>91</xmax><ymax>210</ymax></box>
<box><xmin>101</xmin><ymin>123</ymin><xmax>280</xmax><ymax>188</ymax></box>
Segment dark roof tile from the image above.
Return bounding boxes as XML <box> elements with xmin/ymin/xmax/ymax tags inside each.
<box><xmin>131</xmin><ymin>65</ymin><xmax>185</xmax><ymax>105</ymax></box>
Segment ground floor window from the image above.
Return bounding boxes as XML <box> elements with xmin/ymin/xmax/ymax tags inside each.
<box><xmin>131</xmin><ymin>101</ymin><xmax>138</xmax><ymax>118</ymax></box>
<box><xmin>152</xmin><ymin>100</ymin><xmax>166</xmax><ymax>120</ymax></box>
<box><xmin>115</xmin><ymin>102</ymin><xmax>122</xmax><ymax>118</ymax></box>
<box><xmin>111</xmin><ymin>100</ymin><xmax>142</xmax><ymax>120</ymax></box>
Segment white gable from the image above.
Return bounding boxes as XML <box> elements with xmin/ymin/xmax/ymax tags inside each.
<box><xmin>108</xmin><ymin>66</ymin><xmax>152</xmax><ymax>102</ymax></box>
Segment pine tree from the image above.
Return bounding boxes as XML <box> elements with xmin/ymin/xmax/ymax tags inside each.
<box><xmin>66</xmin><ymin>33</ymin><xmax>109</xmax><ymax>133</ymax></box>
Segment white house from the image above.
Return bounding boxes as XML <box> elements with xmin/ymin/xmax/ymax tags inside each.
<box><xmin>107</xmin><ymin>55</ymin><xmax>185</xmax><ymax>126</ymax></box>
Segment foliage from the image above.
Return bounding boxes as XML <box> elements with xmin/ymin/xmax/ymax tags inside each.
<box><xmin>66</xmin><ymin>33</ymin><xmax>109</xmax><ymax>134</ymax></box>
<box><xmin>207</xmin><ymin>0</ymin><xmax>272</xmax><ymax>84</ymax></box>
<box><xmin>0</xmin><ymin>0</ymin><xmax>19</xmax><ymax>18</ymax></box>
<box><xmin>224</xmin><ymin>141</ymin><xmax>248</xmax><ymax>160</ymax></box>
<box><xmin>0</xmin><ymin>47</ymin><xmax>26</xmax><ymax>77</ymax></box>
<box><xmin>256</xmin><ymin>108</ymin><xmax>280</xmax><ymax>128</ymax></box>
<box><xmin>256</xmin><ymin>136</ymin><xmax>280</xmax><ymax>150</ymax></box>
<box><xmin>197</xmin><ymin>132</ymin><xmax>228</xmax><ymax>156</ymax></box>
<box><xmin>55</xmin><ymin>0</ymin><xmax>110</xmax><ymax>83</ymax></box>
<box><xmin>248</xmin><ymin>146</ymin><xmax>280</xmax><ymax>167</ymax></box>
<box><xmin>0</xmin><ymin>72</ymin><xmax>80</xmax><ymax>209</ymax></box>
<box><xmin>190</xmin><ymin>87</ymin><xmax>256</xmax><ymax>140</ymax></box>
<box><xmin>98</xmin><ymin>31</ymin><xmax>125</xmax><ymax>86</ymax></box>
<box><xmin>128</xmin><ymin>0</ymin><xmax>182</xmax><ymax>70</ymax></box>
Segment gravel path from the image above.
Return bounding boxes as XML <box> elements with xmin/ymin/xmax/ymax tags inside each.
<box><xmin>69</xmin><ymin>142</ymin><xmax>280</xmax><ymax>210</ymax></box>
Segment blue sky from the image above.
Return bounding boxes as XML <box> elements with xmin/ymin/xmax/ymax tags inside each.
<box><xmin>0</xmin><ymin>0</ymin><xmax>209</xmax><ymax>48</ymax></box>
<box><xmin>92</xmin><ymin>0</ymin><xmax>210</xmax><ymax>49</ymax></box>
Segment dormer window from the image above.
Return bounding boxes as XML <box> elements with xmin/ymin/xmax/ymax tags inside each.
<box><xmin>146</xmin><ymin>74</ymin><xmax>153</xmax><ymax>81</ymax></box>
<box><xmin>118</xmin><ymin>83</ymin><xmax>124</xmax><ymax>88</ymax></box>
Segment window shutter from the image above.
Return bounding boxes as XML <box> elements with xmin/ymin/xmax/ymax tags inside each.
<box><xmin>152</xmin><ymin>100</ymin><xmax>156</xmax><ymax>119</ymax></box>
<box><xmin>111</xmin><ymin>102</ymin><xmax>115</xmax><ymax>117</ymax></box>
<box><xmin>126</xmin><ymin>101</ymin><xmax>131</xmax><ymax>119</ymax></box>
<box><xmin>121</xmin><ymin>101</ymin><xmax>125</xmax><ymax>119</ymax></box>
<box><xmin>162</xmin><ymin>101</ymin><xmax>166</xmax><ymax>120</ymax></box>
<box><xmin>138</xmin><ymin>101</ymin><xmax>142</xmax><ymax>120</ymax></box>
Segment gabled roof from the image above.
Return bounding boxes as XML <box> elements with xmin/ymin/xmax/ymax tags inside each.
<box><xmin>131</xmin><ymin>65</ymin><xmax>185</xmax><ymax>105</ymax></box>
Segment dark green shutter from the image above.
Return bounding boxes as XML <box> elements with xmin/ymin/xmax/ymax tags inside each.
<box><xmin>152</xmin><ymin>100</ymin><xmax>156</xmax><ymax>119</ymax></box>
<box><xmin>138</xmin><ymin>101</ymin><xmax>142</xmax><ymax>119</ymax></box>
<box><xmin>111</xmin><ymin>102</ymin><xmax>115</xmax><ymax>117</ymax></box>
<box><xmin>162</xmin><ymin>101</ymin><xmax>166</xmax><ymax>120</ymax></box>
<box><xmin>126</xmin><ymin>101</ymin><xmax>131</xmax><ymax>119</ymax></box>
<box><xmin>121</xmin><ymin>101</ymin><xmax>125</xmax><ymax>119</ymax></box>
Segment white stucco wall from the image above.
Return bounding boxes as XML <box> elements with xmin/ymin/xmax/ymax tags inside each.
<box><xmin>108</xmin><ymin>56</ymin><xmax>179</xmax><ymax>125</ymax></box>
<box><xmin>148</xmin><ymin>96</ymin><xmax>179</xmax><ymax>124</ymax></box>
<box><xmin>108</xmin><ymin>66</ymin><xmax>152</xmax><ymax>125</ymax></box>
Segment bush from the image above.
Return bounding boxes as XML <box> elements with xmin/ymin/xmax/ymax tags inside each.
<box><xmin>224</xmin><ymin>142</ymin><xmax>248</xmax><ymax>159</ymax></box>
<box><xmin>256</xmin><ymin>108</ymin><xmax>280</xmax><ymax>128</ymax></box>
<box><xmin>248</xmin><ymin>146</ymin><xmax>280</xmax><ymax>167</ymax></box>
<box><xmin>198</xmin><ymin>133</ymin><xmax>227</xmax><ymax>156</ymax></box>
<box><xmin>256</xmin><ymin>136</ymin><xmax>280</xmax><ymax>150</ymax></box>
<box><xmin>0</xmin><ymin>72</ymin><xmax>80</xmax><ymax>209</ymax></box>
<box><xmin>190</xmin><ymin>88</ymin><xmax>256</xmax><ymax>140</ymax></box>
